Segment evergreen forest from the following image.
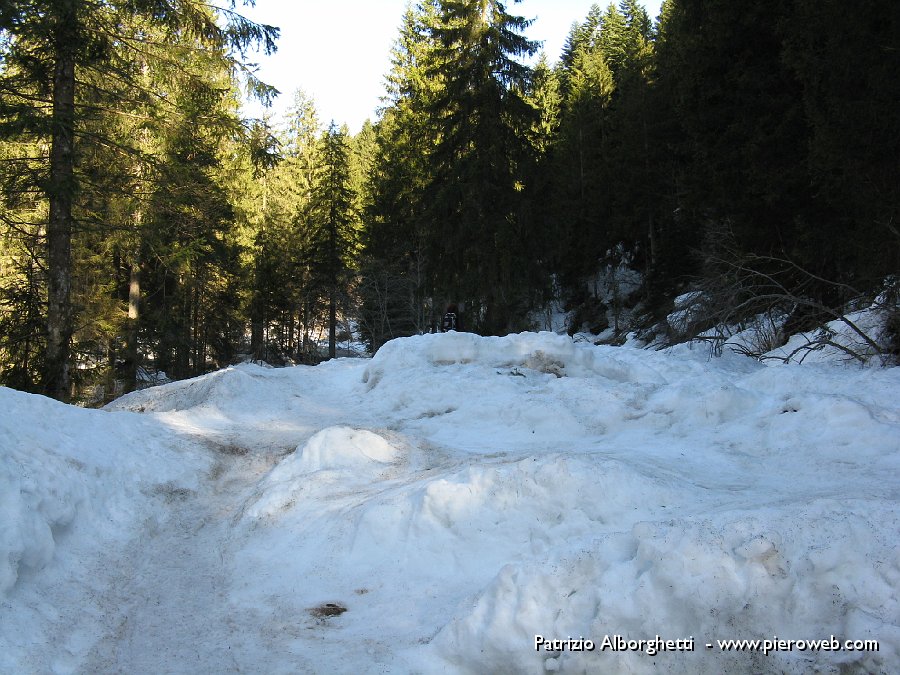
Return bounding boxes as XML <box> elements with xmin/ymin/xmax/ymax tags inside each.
<box><xmin>1</xmin><ymin>0</ymin><xmax>898</xmax><ymax>403</ymax></box>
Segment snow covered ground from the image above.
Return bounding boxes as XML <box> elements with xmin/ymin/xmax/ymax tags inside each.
<box><xmin>2</xmin><ymin>332</ymin><xmax>899</xmax><ymax>674</ymax></box>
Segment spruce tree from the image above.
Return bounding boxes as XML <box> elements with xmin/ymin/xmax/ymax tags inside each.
<box><xmin>361</xmin><ymin>4</ymin><xmax>440</xmax><ymax>348</ymax></box>
<box><xmin>421</xmin><ymin>0</ymin><xmax>540</xmax><ymax>334</ymax></box>
<box><xmin>784</xmin><ymin>0</ymin><xmax>900</xmax><ymax>285</ymax></box>
<box><xmin>246</xmin><ymin>89</ymin><xmax>323</xmax><ymax>363</ymax></box>
<box><xmin>550</xmin><ymin>10</ymin><xmax>616</xmax><ymax>291</ymax></box>
<box><xmin>308</xmin><ymin>123</ymin><xmax>358</xmax><ymax>359</ymax></box>
<box><xmin>0</xmin><ymin>0</ymin><xmax>277</xmax><ymax>399</ymax></box>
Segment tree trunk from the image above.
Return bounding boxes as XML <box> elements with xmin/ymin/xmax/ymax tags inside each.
<box><xmin>328</xmin><ymin>190</ymin><xmax>337</xmax><ymax>359</ymax></box>
<box><xmin>123</xmin><ymin>259</ymin><xmax>141</xmax><ymax>392</ymax></box>
<box><xmin>44</xmin><ymin>0</ymin><xmax>78</xmax><ymax>401</ymax></box>
<box><xmin>175</xmin><ymin>276</ymin><xmax>191</xmax><ymax>379</ymax></box>
<box><xmin>328</xmin><ymin>290</ymin><xmax>337</xmax><ymax>359</ymax></box>
<box><xmin>250</xmin><ymin>269</ymin><xmax>264</xmax><ymax>361</ymax></box>
<box><xmin>302</xmin><ymin>295</ymin><xmax>310</xmax><ymax>361</ymax></box>
<box><xmin>192</xmin><ymin>281</ymin><xmax>201</xmax><ymax>374</ymax></box>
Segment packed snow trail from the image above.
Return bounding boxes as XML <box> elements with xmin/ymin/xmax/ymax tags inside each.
<box><xmin>82</xmin><ymin>361</ymin><xmax>381</xmax><ymax>674</ymax></box>
<box><xmin>77</xmin><ymin>449</ymin><xmax>280</xmax><ymax>673</ymax></box>
<box><xmin>3</xmin><ymin>332</ymin><xmax>899</xmax><ymax>674</ymax></box>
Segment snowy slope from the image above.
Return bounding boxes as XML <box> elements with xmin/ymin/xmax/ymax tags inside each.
<box><xmin>2</xmin><ymin>332</ymin><xmax>899</xmax><ymax>674</ymax></box>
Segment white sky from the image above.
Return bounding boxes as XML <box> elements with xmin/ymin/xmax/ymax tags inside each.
<box><xmin>238</xmin><ymin>0</ymin><xmax>663</xmax><ymax>133</ymax></box>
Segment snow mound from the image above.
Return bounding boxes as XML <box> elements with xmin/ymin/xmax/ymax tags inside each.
<box><xmin>667</xmin><ymin>290</ymin><xmax>706</xmax><ymax>335</ymax></box>
<box><xmin>764</xmin><ymin>299</ymin><xmax>895</xmax><ymax>365</ymax></box>
<box><xmin>246</xmin><ymin>427</ymin><xmax>402</xmax><ymax>519</ymax></box>
<box><xmin>423</xmin><ymin>500</ymin><xmax>899</xmax><ymax>675</ymax></box>
<box><xmin>4</xmin><ymin>330</ymin><xmax>899</xmax><ymax>673</ymax></box>
<box><xmin>290</xmin><ymin>426</ymin><xmax>400</xmax><ymax>473</ymax></box>
<box><xmin>0</xmin><ymin>443</ymin><xmax>88</xmax><ymax>593</ymax></box>
<box><xmin>344</xmin><ymin>454</ymin><xmax>686</xmax><ymax>576</ymax></box>
<box><xmin>363</xmin><ymin>332</ymin><xmax>674</xmax><ymax>388</ymax></box>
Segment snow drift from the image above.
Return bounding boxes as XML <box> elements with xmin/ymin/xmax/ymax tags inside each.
<box><xmin>3</xmin><ymin>332</ymin><xmax>899</xmax><ymax>673</ymax></box>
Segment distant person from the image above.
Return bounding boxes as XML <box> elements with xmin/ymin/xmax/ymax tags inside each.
<box><xmin>441</xmin><ymin>304</ymin><xmax>459</xmax><ymax>332</ymax></box>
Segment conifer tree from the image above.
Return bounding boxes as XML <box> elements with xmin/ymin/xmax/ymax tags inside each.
<box><xmin>140</xmin><ymin>57</ymin><xmax>246</xmax><ymax>380</ymax></box>
<box><xmin>783</xmin><ymin>0</ymin><xmax>900</xmax><ymax>285</ymax></box>
<box><xmin>246</xmin><ymin>89</ymin><xmax>323</xmax><ymax>363</ymax></box>
<box><xmin>663</xmin><ymin>0</ymin><xmax>811</xmax><ymax>252</ymax></box>
<box><xmin>421</xmin><ymin>0</ymin><xmax>540</xmax><ymax>334</ymax></box>
<box><xmin>0</xmin><ymin>0</ymin><xmax>277</xmax><ymax>399</ymax></box>
<box><xmin>551</xmin><ymin>10</ymin><xmax>616</xmax><ymax>291</ymax></box>
<box><xmin>557</xmin><ymin>5</ymin><xmax>603</xmax><ymax>101</ymax></box>
<box><xmin>521</xmin><ymin>54</ymin><xmax>560</xmax><ymax>276</ymax></box>
<box><xmin>308</xmin><ymin>122</ymin><xmax>358</xmax><ymax>359</ymax></box>
<box><xmin>361</xmin><ymin>4</ymin><xmax>440</xmax><ymax>348</ymax></box>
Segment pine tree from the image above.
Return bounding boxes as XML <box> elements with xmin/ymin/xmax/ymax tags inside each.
<box><xmin>245</xmin><ymin>89</ymin><xmax>323</xmax><ymax>363</ymax></box>
<box><xmin>361</xmin><ymin>4</ymin><xmax>440</xmax><ymax>348</ymax></box>
<box><xmin>349</xmin><ymin>121</ymin><xmax>377</xmax><ymax>216</ymax></box>
<box><xmin>783</xmin><ymin>0</ymin><xmax>900</xmax><ymax>285</ymax></box>
<box><xmin>527</xmin><ymin>54</ymin><xmax>561</xmax><ymax>155</ymax></box>
<box><xmin>663</xmin><ymin>0</ymin><xmax>811</xmax><ymax>249</ymax></box>
<box><xmin>0</xmin><ymin>0</ymin><xmax>277</xmax><ymax>400</ymax></box>
<box><xmin>550</xmin><ymin>10</ymin><xmax>616</xmax><ymax>291</ymax></box>
<box><xmin>308</xmin><ymin>122</ymin><xmax>359</xmax><ymax>359</ymax></box>
<box><xmin>0</xmin><ymin>133</ymin><xmax>46</xmax><ymax>389</ymax></box>
<box><xmin>603</xmin><ymin>0</ymin><xmax>656</xmax><ymax>258</ymax></box>
<box><xmin>421</xmin><ymin>0</ymin><xmax>541</xmax><ymax>334</ymax></box>
<box><xmin>140</xmin><ymin>58</ymin><xmax>247</xmax><ymax>380</ymax></box>
<box><xmin>557</xmin><ymin>4</ymin><xmax>603</xmax><ymax>101</ymax></box>
<box><xmin>596</xmin><ymin>3</ymin><xmax>629</xmax><ymax>83</ymax></box>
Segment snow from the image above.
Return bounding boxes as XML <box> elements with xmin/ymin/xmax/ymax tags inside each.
<box><xmin>673</xmin><ymin>290</ymin><xmax>897</xmax><ymax>365</ymax></box>
<box><xmin>763</xmin><ymin>299</ymin><xmax>894</xmax><ymax>365</ymax></box>
<box><xmin>2</xmin><ymin>332</ymin><xmax>899</xmax><ymax>673</ymax></box>
<box><xmin>666</xmin><ymin>290</ymin><xmax>707</xmax><ymax>337</ymax></box>
<box><xmin>0</xmin><ymin>387</ymin><xmax>211</xmax><ymax>673</ymax></box>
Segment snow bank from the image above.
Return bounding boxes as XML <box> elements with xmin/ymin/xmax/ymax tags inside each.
<box><xmin>423</xmin><ymin>500</ymin><xmax>898</xmax><ymax>674</ymax></box>
<box><xmin>294</xmin><ymin>426</ymin><xmax>400</xmax><ymax>471</ymax></box>
<box><xmin>247</xmin><ymin>427</ymin><xmax>403</xmax><ymax>519</ymax></box>
<box><xmin>0</xmin><ymin>441</ymin><xmax>87</xmax><ymax>593</ymax></box>
<box><xmin>667</xmin><ymin>290</ymin><xmax>706</xmax><ymax>335</ymax></box>
<box><xmin>363</xmin><ymin>331</ymin><xmax>675</xmax><ymax>387</ymax></box>
<box><xmin>0</xmin><ymin>387</ymin><xmax>207</xmax><ymax>595</ymax></box>
<box><xmin>108</xmin><ymin>362</ymin><xmax>278</xmax><ymax>414</ymax></box>
<box><xmin>675</xmin><ymin>292</ymin><xmax>897</xmax><ymax>367</ymax></box>
<box><xmin>764</xmin><ymin>299</ymin><xmax>895</xmax><ymax>365</ymax></box>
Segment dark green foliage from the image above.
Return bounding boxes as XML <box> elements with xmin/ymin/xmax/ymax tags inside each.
<box><xmin>360</xmin><ymin>0</ymin><xmax>896</xmax><ymax>346</ymax></box>
<box><xmin>359</xmin><ymin>5</ymin><xmax>439</xmax><ymax>349</ymax></box>
<box><xmin>2</xmin><ymin>0</ymin><xmax>897</xmax><ymax>399</ymax></box>
<box><xmin>663</xmin><ymin>1</ymin><xmax>812</xmax><ymax>255</ymax></box>
<box><xmin>421</xmin><ymin>0</ymin><xmax>544</xmax><ymax>334</ymax></box>
<box><xmin>783</xmin><ymin>0</ymin><xmax>900</xmax><ymax>286</ymax></box>
<box><xmin>659</xmin><ymin>0</ymin><xmax>898</xmax><ymax>316</ymax></box>
<box><xmin>0</xmin><ymin>0</ymin><xmax>277</xmax><ymax>399</ymax></box>
<box><xmin>308</xmin><ymin>122</ymin><xmax>359</xmax><ymax>359</ymax></box>
<box><xmin>141</xmin><ymin>81</ymin><xmax>243</xmax><ymax>379</ymax></box>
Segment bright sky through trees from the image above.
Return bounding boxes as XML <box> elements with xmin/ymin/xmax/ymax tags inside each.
<box><xmin>240</xmin><ymin>0</ymin><xmax>663</xmax><ymax>131</ymax></box>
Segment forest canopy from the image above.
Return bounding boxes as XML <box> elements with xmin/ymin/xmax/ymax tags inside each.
<box><xmin>1</xmin><ymin>0</ymin><xmax>897</xmax><ymax>402</ymax></box>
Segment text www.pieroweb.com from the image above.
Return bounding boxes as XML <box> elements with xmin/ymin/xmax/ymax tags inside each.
<box><xmin>533</xmin><ymin>635</ymin><xmax>879</xmax><ymax>656</ymax></box>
